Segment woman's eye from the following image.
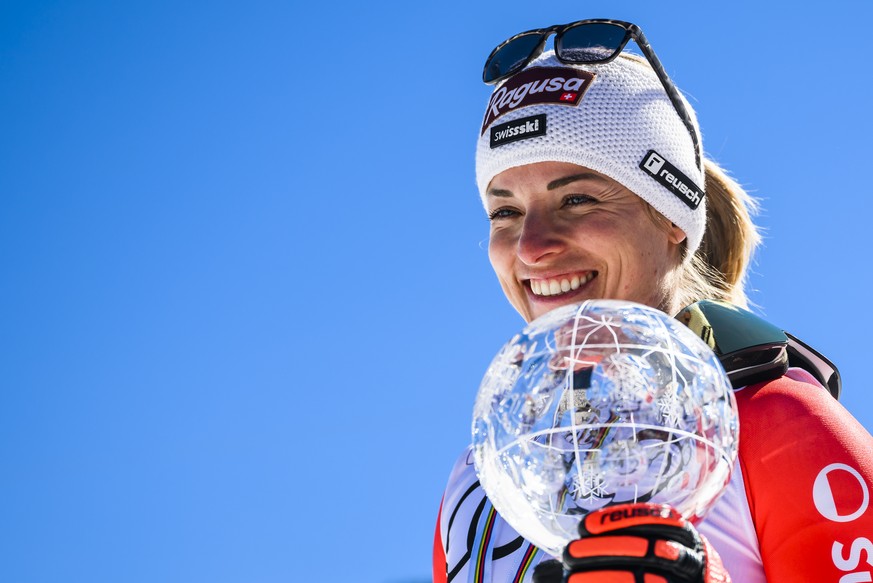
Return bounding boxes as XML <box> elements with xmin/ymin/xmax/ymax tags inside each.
<box><xmin>488</xmin><ymin>207</ymin><xmax>521</xmax><ymax>221</ymax></box>
<box><xmin>563</xmin><ymin>194</ymin><xmax>596</xmax><ymax>207</ymax></box>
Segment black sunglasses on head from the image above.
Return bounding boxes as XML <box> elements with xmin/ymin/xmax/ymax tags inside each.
<box><xmin>483</xmin><ymin>19</ymin><xmax>702</xmax><ymax>171</ymax></box>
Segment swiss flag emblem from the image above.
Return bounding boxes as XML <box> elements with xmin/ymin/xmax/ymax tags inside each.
<box><xmin>560</xmin><ymin>92</ymin><xmax>578</xmax><ymax>102</ymax></box>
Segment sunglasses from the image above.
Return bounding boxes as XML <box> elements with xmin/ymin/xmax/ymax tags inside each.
<box><xmin>483</xmin><ymin>19</ymin><xmax>702</xmax><ymax>171</ymax></box>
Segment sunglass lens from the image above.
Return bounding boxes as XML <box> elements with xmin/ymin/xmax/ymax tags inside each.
<box><xmin>558</xmin><ymin>23</ymin><xmax>628</xmax><ymax>63</ymax></box>
<box><xmin>483</xmin><ymin>33</ymin><xmax>544</xmax><ymax>83</ymax></box>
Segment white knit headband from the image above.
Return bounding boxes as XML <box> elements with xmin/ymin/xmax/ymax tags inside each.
<box><xmin>476</xmin><ymin>51</ymin><xmax>706</xmax><ymax>254</ymax></box>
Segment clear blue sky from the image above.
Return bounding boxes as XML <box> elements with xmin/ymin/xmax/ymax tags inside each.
<box><xmin>2</xmin><ymin>1</ymin><xmax>872</xmax><ymax>582</ymax></box>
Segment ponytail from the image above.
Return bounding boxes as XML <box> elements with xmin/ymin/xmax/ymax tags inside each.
<box><xmin>671</xmin><ymin>158</ymin><xmax>761</xmax><ymax>310</ymax></box>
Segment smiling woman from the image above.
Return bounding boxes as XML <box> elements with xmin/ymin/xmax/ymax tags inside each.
<box><xmin>433</xmin><ymin>18</ymin><xmax>873</xmax><ymax>583</ymax></box>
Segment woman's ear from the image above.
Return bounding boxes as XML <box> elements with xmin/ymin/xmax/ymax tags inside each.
<box><xmin>668</xmin><ymin>223</ymin><xmax>687</xmax><ymax>245</ymax></box>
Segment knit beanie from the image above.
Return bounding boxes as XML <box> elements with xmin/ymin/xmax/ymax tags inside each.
<box><xmin>476</xmin><ymin>51</ymin><xmax>706</xmax><ymax>255</ymax></box>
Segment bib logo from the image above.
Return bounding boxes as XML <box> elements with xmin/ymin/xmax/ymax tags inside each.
<box><xmin>813</xmin><ymin>463</ymin><xmax>873</xmax><ymax>581</ymax></box>
<box><xmin>481</xmin><ymin>67</ymin><xmax>595</xmax><ymax>134</ymax></box>
<box><xmin>814</xmin><ymin>463</ymin><xmax>870</xmax><ymax>523</ymax></box>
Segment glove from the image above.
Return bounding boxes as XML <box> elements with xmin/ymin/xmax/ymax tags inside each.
<box><xmin>532</xmin><ymin>503</ymin><xmax>730</xmax><ymax>583</ymax></box>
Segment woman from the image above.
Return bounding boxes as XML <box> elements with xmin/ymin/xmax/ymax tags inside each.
<box><xmin>434</xmin><ymin>19</ymin><xmax>873</xmax><ymax>583</ymax></box>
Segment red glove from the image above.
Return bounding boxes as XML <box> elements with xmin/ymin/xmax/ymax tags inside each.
<box><xmin>533</xmin><ymin>503</ymin><xmax>730</xmax><ymax>583</ymax></box>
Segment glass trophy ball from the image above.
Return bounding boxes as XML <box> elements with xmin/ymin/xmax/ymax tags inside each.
<box><xmin>471</xmin><ymin>300</ymin><xmax>738</xmax><ymax>557</ymax></box>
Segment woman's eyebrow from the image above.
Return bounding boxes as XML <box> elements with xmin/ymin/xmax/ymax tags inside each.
<box><xmin>548</xmin><ymin>172</ymin><xmax>607</xmax><ymax>190</ymax></box>
<box><xmin>487</xmin><ymin>172</ymin><xmax>608</xmax><ymax>198</ymax></box>
<box><xmin>486</xmin><ymin>188</ymin><xmax>514</xmax><ymax>198</ymax></box>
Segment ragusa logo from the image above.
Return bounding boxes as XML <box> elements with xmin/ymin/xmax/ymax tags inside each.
<box><xmin>813</xmin><ymin>463</ymin><xmax>873</xmax><ymax>581</ymax></box>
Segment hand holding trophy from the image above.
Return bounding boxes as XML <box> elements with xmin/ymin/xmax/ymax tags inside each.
<box><xmin>471</xmin><ymin>300</ymin><xmax>738</xmax><ymax>582</ymax></box>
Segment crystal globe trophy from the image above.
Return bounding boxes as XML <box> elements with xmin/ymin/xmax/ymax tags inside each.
<box><xmin>471</xmin><ymin>300</ymin><xmax>738</xmax><ymax>557</ymax></box>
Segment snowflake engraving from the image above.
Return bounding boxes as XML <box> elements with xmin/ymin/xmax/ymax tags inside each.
<box><xmin>569</xmin><ymin>461</ymin><xmax>607</xmax><ymax>501</ymax></box>
<box><xmin>657</xmin><ymin>388</ymin><xmax>684</xmax><ymax>427</ymax></box>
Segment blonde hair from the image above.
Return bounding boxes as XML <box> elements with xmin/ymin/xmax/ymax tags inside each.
<box><xmin>669</xmin><ymin>158</ymin><xmax>761</xmax><ymax>310</ymax></box>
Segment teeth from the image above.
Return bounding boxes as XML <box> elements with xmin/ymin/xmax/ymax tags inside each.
<box><xmin>530</xmin><ymin>272</ymin><xmax>594</xmax><ymax>297</ymax></box>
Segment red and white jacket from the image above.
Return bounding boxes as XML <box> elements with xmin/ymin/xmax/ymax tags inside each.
<box><xmin>434</xmin><ymin>368</ymin><xmax>873</xmax><ymax>582</ymax></box>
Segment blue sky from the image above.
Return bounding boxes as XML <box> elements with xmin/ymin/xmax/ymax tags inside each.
<box><xmin>2</xmin><ymin>1</ymin><xmax>872</xmax><ymax>582</ymax></box>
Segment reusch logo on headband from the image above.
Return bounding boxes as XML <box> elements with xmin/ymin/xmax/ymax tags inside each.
<box><xmin>640</xmin><ymin>150</ymin><xmax>703</xmax><ymax>210</ymax></box>
<box><xmin>481</xmin><ymin>67</ymin><xmax>595</xmax><ymax>135</ymax></box>
<box><xmin>490</xmin><ymin>114</ymin><xmax>547</xmax><ymax>148</ymax></box>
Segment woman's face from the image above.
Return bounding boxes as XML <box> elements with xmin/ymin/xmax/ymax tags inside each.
<box><xmin>487</xmin><ymin>161</ymin><xmax>687</xmax><ymax>323</ymax></box>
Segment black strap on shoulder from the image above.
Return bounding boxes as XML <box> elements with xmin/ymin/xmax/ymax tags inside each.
<box><xmin>676</xmin><ymin>300</ymin><xmax>841</xmax><ymax>399</ymax></box>
<box><xmin>785</xmin><ymin>331</ymin><xmax>841</xmax><ymax>399</ymax></box>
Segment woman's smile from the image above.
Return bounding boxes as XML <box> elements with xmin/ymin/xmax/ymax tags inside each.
<box><xmin>528</xmin><ymin>271</ymin><xmax>596</xmax><ymax>297</ymax></box>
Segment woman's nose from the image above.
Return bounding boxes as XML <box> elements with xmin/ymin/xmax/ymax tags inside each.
<box><xmin>516</xmin><ymin>211</ymin><xmax>566</xmax><ymax>265</ymax></box>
